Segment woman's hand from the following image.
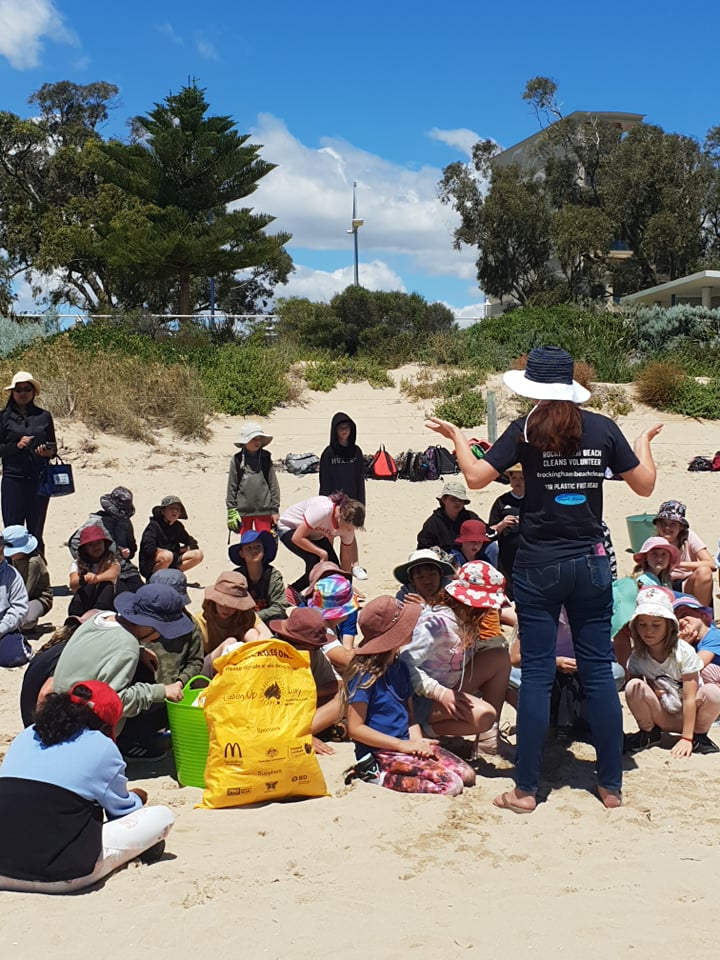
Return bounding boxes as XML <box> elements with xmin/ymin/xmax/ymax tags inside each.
<box><xmin>16</xmin><ymin>435</ymin><xmax>34</xmax><ymax>450</ymax></box>
<box><xmin>403</xmin><ymin>737</ymin><xmax>438</xmax><ymax>758</ymax></box>
<box><xmin>83</xmin><ymin>571</ymin><xmax>98</xmax><ymax>585</ymax></box>
<box><xmin>34</xmin><ymin>443</ymin><xmax>55</xmax><ymax>458</ymax></box>
<box><xmin>671</xmin><ymin>737</ymin><xmax>693</xmax><ymax>758</ymax></box>
<box><xmin>556</xmin><ymin>657</ymin><xmax>577</xmax><ymax>674</ymax></box>
<box><xmin>641</xmin><ymin>423</ymin><xmax>664</xmax><ymax>443</ymax></box>
<box><xmin>425</xmin><ymin>417</ymin><xmax>459</xmax><ymax>441</ymax></box>
<box><xmin>494</xmin><ymin>516</ymin><xmax>519</xmax><ymax>534</ymax></box>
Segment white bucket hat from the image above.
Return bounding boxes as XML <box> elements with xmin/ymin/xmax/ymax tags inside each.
<box><xmin>235</xmin><ymin>422</ymin><xmax>273</xmax><ymax>448</ymax></box>
<box><xmin>5</xmin><ymin>370</ymin><xmax>41</xmax><ymax>395</ymax></box>
<box><xmin>503</xmin><ymin>346</ymin><xmax>590</xmax><ymax>404</ymax></box>
<box><xmin>630</xmin><ymin>586</ymin><xmax>678</xmax><ymax>627</ymax></box>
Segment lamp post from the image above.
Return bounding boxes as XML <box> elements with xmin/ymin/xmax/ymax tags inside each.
<box><xmin>346</xmin><ymin>181</ymin><xmax>364</xmax><ymax>286</ymax></box>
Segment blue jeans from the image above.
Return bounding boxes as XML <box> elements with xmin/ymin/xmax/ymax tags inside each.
<box><xmin>513</xmin><ymin>554</ymin><xmax>622</xmax><ymax>794</ymax></box>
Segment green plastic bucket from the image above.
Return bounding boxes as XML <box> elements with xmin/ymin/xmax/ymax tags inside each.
<box><xmin>166</xmin><ymin>676</ymin><xmax>210</xmax><ymax>788</ymax></box>
<box><xmin>625</xmin><ymin>513</ymin><xmax>656</xmax><ymax>554</ymax></box>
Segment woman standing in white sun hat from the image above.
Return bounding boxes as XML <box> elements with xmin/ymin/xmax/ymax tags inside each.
<box><xmin>428</xmin><ymin>345</ymin><xmax>662</xmax><ymax>812</ymax></box>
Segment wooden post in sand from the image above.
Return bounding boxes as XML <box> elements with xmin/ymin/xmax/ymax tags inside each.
<box><xmin>487</xmin><ymin>390</ymin><xmax>497</xmax><ymax>444</ymax></box>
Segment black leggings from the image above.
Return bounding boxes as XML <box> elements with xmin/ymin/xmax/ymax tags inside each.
<box><xmin>279</xmin><ymin>531</ymin><xmax>339</xmax><ymax>592</ymax></box>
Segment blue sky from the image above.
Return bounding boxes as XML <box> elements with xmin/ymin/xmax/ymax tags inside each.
<box><xmin>1</xmin><ymin>0</ymin><xmax>719</xmax><ymax>320</ymax></box>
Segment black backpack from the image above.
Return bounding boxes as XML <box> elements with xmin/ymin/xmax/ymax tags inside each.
<box><xmin>235</xmin><ymin>449</ymin><xmax>272</xmax><ymax>483</ymax></box>
<box><xmin>433</xmin><ymin>445</ymin><xmax>458</xmax><ymax>476</ymax></box>
<box><xmin>688</xmin><ymin>456</ymin><xmax>713</xmax><ymax>472</ymax></box>
<box><xmin>397</xmin><ymin>450</ymin><xmax>416</xmax><ymax>481</ymax></box>
<box><xmin>410</xmin><ymin>451</ymin><xmax>429</xmax><ymax>482</ymax></box>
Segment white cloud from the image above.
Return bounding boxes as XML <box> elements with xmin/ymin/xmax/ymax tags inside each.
<box><xmin>247</xmin><ymin>114</ymin><xmax>478</xmax><ymax>284</ymax></box>
<box><xmin>0</xmin><ymin>0</ymin><xmax>76</xmax><ymax>69</ymax></box>
<box><xmin>428</xmin><ymin>127</ymin><xmax>482</xmax><ymax>158</ymax></box>
<box><xmin>276</xmin><ymin>261</ymin><xmax>406</xmax><ymax>303</ymax></box>
<box><xmin>196</xmin><ymin>37</ymin><xmax>219</xmax><ymax>61</ymax></box>
<box><xmin>157</xmin><ymin>22</ymin><xmax>183</xmax><ymax>45</ymax></box>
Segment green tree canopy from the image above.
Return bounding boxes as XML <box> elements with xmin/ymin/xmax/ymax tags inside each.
<box><xmin>0</xmin><ymin>80</ymin><xmax>292</xmax><ymax>314</ymax></box>
<box><xmin>439</xmin><ymin>76</ymin><xmax>713</xmax><ymax>305</ymax></box>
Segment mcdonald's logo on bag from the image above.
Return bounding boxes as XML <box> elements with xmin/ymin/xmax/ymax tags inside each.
<box><xmin>224</xmin><ymin>741</ymin><xmax>243</xmax><ymax>760</ymax></box>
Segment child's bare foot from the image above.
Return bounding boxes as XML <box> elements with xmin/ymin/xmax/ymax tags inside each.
<box><xmin>598</xmin><ymin>786</ymin><xmax>622</xmax><ymax>809</ymax></box>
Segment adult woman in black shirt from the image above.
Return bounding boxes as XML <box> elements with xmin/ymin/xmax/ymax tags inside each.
<box><xmin>428</xmin><ymin>346</ymin><xmax>662</xmax><ymax>812</ymax></box>
<box><xmin>0</xmin><ymin>371</ymin><xmax>56</xmax><ymax>555</ymax></box>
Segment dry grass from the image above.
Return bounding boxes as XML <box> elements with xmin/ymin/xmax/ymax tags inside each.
<box><xmin>633</xmin><ymin>361</ymin><xmax>686</xmax><ymax>409</ymax></box>
<box><xmin>0</xmin><ymin>340</ymin><xmax>210</xmax><ymax>441</ymax></box>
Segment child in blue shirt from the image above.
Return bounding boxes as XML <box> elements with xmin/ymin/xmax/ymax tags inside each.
<box><xmin>345</xmin><ymin>596</ymin><xmax>475</xmax><ymax>795</ymax></box>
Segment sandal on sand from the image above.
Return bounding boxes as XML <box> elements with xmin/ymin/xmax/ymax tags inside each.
<box><xmin>493</xmin><ymin>791</ymin><xmax>536</xmax><ymax>814</ymax></box>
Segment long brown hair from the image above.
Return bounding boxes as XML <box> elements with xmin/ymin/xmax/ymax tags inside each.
<box><xmin>429</xmin><ymin>591</ymin><xmax>490</xmax><ymax>648</ymax></box>
<box><xmin>629</xmin><ymin>617</ymin><xmax>678</xmax><ymax>662</ymax></box>
<box><xmin>344</xmin><ymin>650</ymin><xmax>395</xmax><ymax>693</ymax></box>
<box><xmin>523</xmin><ymin>401</ymin><xmax>582</xmax><ymax>457</ymax></box>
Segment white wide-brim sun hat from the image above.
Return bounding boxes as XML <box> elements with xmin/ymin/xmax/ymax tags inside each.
<box><xmin>503</xmin><ymin>346</ymin><xmax>590</xmax><ymax>404</ymax></box>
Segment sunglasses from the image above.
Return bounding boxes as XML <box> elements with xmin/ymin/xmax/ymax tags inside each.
<box><xmin>13</xmin><ymin>385</ymin><xmax>33</xmax><ymax>393</ymax></box>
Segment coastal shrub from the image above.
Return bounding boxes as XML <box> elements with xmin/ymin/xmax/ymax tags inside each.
<box><xmin>586</xmin><ymin>385</ymin><xmax>632</xmax><ymax>418</ymax></box>
<box><xmin>433</xmin><ymin>390</ymin><xmax>486</xmax><ymax>428</ymax></box>
<box><xmin>0</xmin><ymin>339</ymin><xmax>209</xmax><ymax>440</ymax></box>
<box><xmin>198</xmin><ymin>342</ymin><xmax>291</xmax><ymax>416</ymax></box>
<box><xmin>633</xmin><ymin>361</ymin><xmax>686</xmax><ymax>409</ymax></box>
<box><xmin>401</xmin><ymin>370</ymin><xmax>482</xmax><ymax>402</ymax></box>
<box><xmin>0</xmin><ymin>316</ymin><xmax>51</xmax><ymax>357</ymax></box>
<box><xmin>631</xmin><ymin>305</ymin><xmax>720</xmax><ymax>355</ymax></box>
<box><xmin>670</xmin><ymin>378</ymin><xmax>720</xmax><ymax>420</ymax></box>
<box><xmin>304</xmin><ymin>357</ymin><xmax>393</xmax><ymax>392</ymax></box>
<box><xmin>460</xmin><ymin>305</ymin><xmax>634</xmax><ymax>381</ymax></box>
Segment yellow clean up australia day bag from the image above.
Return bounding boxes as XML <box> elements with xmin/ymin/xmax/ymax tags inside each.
<box><xmin>200</xmin><ymin>638</ymin><xmax>328</xmax><ymax>808</ymax></box>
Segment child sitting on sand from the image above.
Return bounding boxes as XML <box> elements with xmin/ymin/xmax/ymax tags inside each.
<box><xmin>139</xmin><ymin>495</ymin><xmax>203</xmax><ymax>580</ymax></box>
<box><xmin>623</xmin><ymin>587</ymin><xmax>720</xmax><ymax>757</ymax></box>
<box><xmin>345</xmin><ymin>596</ymin><xmax>475</xmax><ymax>795</ymax></box>
<box><xmin>632</xmin><ymin>536</ymin><xmax>679</xmax><ymax>589</ymax></box>
<box><xmin>673</xmin><ymin>594</ymin><xmax>720</xmax><ymax>686</ymax></box>
<box><xmin>68</xmin><ymin>525</ymin><xmax>121</xmax><ymax>616</ymax></box>
<box><xmin>228</xmin><ymin>530</ymin><xmax>288</xmax><ymax>624</ymax></box>
<box><xmin>0</xmin><ymin>680</ymin><xmax>173</xmax><ymax>892</ymax></box>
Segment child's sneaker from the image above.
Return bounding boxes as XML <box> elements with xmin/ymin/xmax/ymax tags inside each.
<box><xmin>623</xmin><ymin>725</ymin><xmax>661</xmax><ymax>755</ymax></box>
<box><xmin>351</xmin><ymin>564</ymin><xmax>368</xmax><ymax>580</ymax></box>
<box><xmin>692</xmin><ymin>732</ymin><xmax>719</xmax><ymax>755</ymax></box>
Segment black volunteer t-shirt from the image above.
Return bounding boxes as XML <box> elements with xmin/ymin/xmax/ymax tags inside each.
<box><xmin>483</xmin><ymin>410</ymin><xmax>639</xmax><ymax>566</ymax></box>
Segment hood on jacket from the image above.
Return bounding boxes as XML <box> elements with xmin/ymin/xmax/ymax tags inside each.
<box><xmin>329</xmin><ymin>411</ymin><xmax>358</xmax><ymax>455</ymax></box>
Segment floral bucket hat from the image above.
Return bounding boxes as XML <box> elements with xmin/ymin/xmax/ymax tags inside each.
<box><xmin>444</xmin><ymin>561</ymin><xmax>506</xmax><ymax>609</ymax></box>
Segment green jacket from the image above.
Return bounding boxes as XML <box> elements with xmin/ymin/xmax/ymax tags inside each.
<box><xmin>11</xmin><ymin>553</ymin><xmax>53</xmax><ymax>614</ymax></box>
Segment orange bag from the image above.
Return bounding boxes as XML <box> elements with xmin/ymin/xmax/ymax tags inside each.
<box><xmin>200</xmin><ymin>639</ymin><xmax>328</xmax><ymax>808</ymax></box>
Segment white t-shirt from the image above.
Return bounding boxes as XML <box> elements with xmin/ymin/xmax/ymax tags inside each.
<box><xmin>278</xmin><ymin>496</ymin><xmax>353</xmax><ymax>544</ymax></box>
<box><xmin>628</xmin><ymin>638</ymin><xmax>702</xmax><ymax>681</ymax></box>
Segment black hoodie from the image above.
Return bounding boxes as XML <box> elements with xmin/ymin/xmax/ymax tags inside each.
<box><xmin>318</xmin><ymin>411</ymin><xmax>365</xmax><ymax>504</ymax></box>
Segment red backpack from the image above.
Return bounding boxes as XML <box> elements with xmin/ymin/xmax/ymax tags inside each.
<box><xmin>368</xmin><ymin>445</ymin><xmax>398</xmax><ymax>480</ymax></box>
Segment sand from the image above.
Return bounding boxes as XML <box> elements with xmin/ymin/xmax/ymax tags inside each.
<box><xmin>1</xmin><ymin>367</ymin><xmax>719</xmax><ymax>958</ymax></box>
